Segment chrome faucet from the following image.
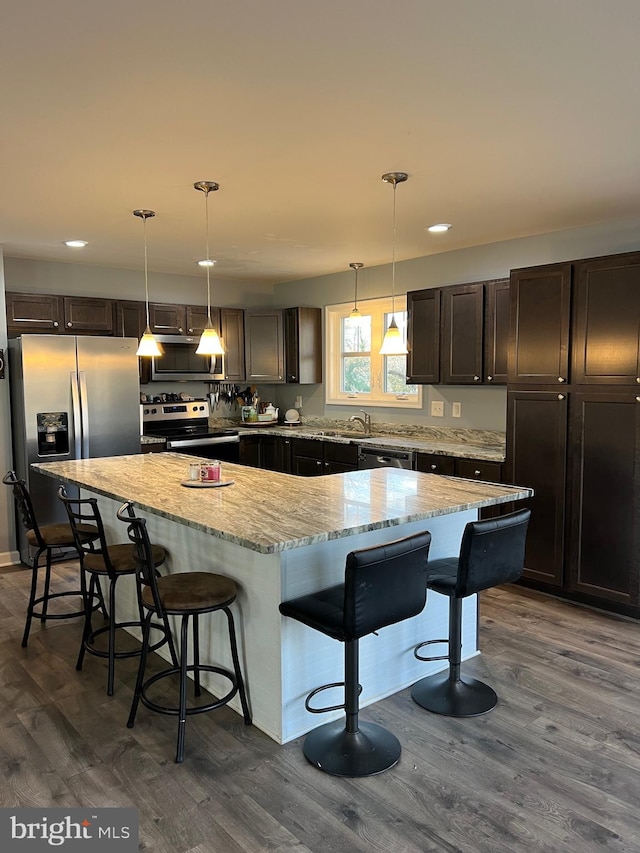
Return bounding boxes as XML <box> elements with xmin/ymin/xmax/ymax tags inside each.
<box><xmin>349</xmin><ymin>409</ymin><xmax>372</xmax><ymax>434</ymax></box>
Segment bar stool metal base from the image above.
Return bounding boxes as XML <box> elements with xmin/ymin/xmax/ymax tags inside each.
<box><xmin>303</xmin><ymin>719</ymin><xmax>401</xmax><ymax>777</ymax></box>
<box><xmin>411</xmin><ymin>671</ymin><xmax>497</xmax><ymax>717</ymax></box>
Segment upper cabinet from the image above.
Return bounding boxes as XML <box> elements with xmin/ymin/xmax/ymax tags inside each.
<box><xmin>6</xmin><ymin>293</ymin><xmax>114</xmax><ymax>337</ymax></box>
<box><xmin>245</xmin><ymin>307</ymin><xmax>322</xmax><ymax>385</ymax></box>
<box><xmin>572</xmin><ymin>252</ymin><xmax>640</xmax><ymax>385</ymax></box>
<box><xmin>441</xmin><ymin>282</ymin><xmax>484</xmax><ymax>384</ymax></box>
<box><xmin>508</xmin><ymin>263</ymin><xmax>572</xmax><ymax>386</ymax></box>
<box><xmin>407</xmin><ymin>278</ymin><xmax>509</xmax><ymax>385</ymax></box>
<box><xmin>406</xmin><ymin>288</ymin><xmax>441</xmax><ymax>384</ymax></box>
<box><xmin>284</xmin><ymin>307</ymin><xmax>322</xmax><ymax>384</ymax></box>
<box><xmin>186</xmin><ymin>305</ymin><xmax>220</xmax><ymax>336</ymax></box>
<box><xmin>220</xmin><ymin>308</ymin><xmax>245</xmax><ymax>382</ymax></box>
<box><xmin>149</xmin><ymin>303</ymin><xmax>185</xmax><ymax>335</ymax></box>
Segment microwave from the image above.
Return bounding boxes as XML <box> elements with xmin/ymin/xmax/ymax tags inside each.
<box><xmin>150</xmin><ymin>335</ymin><xmax>225</xmax><ymax>382</ymax></box>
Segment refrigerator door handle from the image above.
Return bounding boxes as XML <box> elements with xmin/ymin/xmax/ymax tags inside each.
<box><xmin>78</xmin><ymin>370</ymin><xmax>90</xmax><ymax>459</ymax></box>
<box><xmin>70</xmin><ymin>370</ymin><xmax>82</xmax><ymax>459</ymax></box>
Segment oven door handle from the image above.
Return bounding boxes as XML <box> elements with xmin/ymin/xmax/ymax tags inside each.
<box><xmin>167</xmin><ymin>436</ymin><xmax>239</xmax><ymax>449</ymax></box>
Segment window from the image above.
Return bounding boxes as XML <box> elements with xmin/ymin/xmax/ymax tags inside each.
<box><xmin>325</xmin><ymin>296</ymin><xmax>422</xmax><ymax>408</ymax></box>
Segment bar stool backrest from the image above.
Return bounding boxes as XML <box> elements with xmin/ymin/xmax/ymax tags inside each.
<box><xmin>116</xmin><ymin>502</ymin><xmax>164</xmax><ymax>613</ymax></box>
<box><xmin>456</xmin><ymin>509</ymin><xmax>531</xmax><ymax>598</ymax></box>
<box><xmin>3</xmin><ymin>470</ymin><xmax>44</xmax><ymax>549</ymax></box>
<box><xmin>57</xmin><ymin>486</ymin><xmax>113</xmax><ymax>574</ymax></box>
<box><xmin>344</xmin><ymin>530</ymin><xmax>432</xmax><ymax>641</ymax></box>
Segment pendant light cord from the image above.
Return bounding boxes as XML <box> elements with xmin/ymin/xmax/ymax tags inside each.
<box><xmin>391</xmin><ymin>180</ymin><xmax>397</xmax><ymax>318</ymax></box>
<box><xmin>143</xmin><ymin>214</ymin><xmax>151</xmax><ymax>329</ymax></box>
<box><xmin>204</xmin><ymin>188</ymin><xmax>212</xmax><ymax>325</ymax></box>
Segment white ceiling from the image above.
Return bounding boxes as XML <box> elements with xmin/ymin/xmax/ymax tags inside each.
<box><xmin>2</xmin><ymin>0</ymin><xmax>640</xmax><ymax>284</ymax></box>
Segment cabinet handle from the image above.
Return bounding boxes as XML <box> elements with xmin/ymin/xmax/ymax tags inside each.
<box><xmin>53</xmin><ymin>321</ymin><xmax>59</xmax><ymax>328</ymax></box>
<box><xmin>636</xmin><ymin>378</ymin><xmax>640</xmax><ymax>384</ymax></box>
<box><xmin>178</xmin><ymin>327</ymin><xmax>184</xmax><ymax>333</ymax></box>
<box><xmin>188</xmin><ymin>328</ymin><xmax>194</xmax><ymax>333</ymax></box>
<box><xmin>557</xmin><ymin>377</ymin><xmax>565</xmax><ymax>383</ymax></box>
<box><xmin>486</xmin><ymin>375</ymin><xmax>493</xmax><ymax>381</ymax></box>
<box><xmin>636</xmin><ymin>397</ymin><xmax>640</xmax><ymax>403</ymax></box>
<box><xmin>67</xmin><ymin>322</ymin><xmax>73</xmax><ymax>328</ymax></box>
<box><xmin>317</xmin><ymin>460</ymin><xmax>322</xmax><ymax>466</ymax></box>
<box><xmin>430</xmin><ymin>464</ymin><xmax>437</xmax><ymax>470</ymax></box>
<box><xmin>290</xmin><ymin>375</ymin><xmax>297</xmax><ymax>381</ymax></box>
<box><xmin>473</xmin><ymin>375</ymin><xmax>480</xmax><ymax>381</ymax></box>
<box><xmin>558</xmin><ymin>394</ymin><xmax>565</xmax><ymax>400</ymax></box>
<box><xmin>474</xmin><ymin>470</ymin><xmax>481</xmax><ymax>476</ymax></box>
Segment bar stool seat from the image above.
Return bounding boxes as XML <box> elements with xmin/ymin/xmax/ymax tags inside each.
<box><xmin>412</xmin><ymin>509</ymin><xmax>531</xmax><ymax>717</ymax></box>
<box><xmin>279</xmin><ymin>530</ymin><xmax>432</xmax><ymax>777</ymax></box>
<box><xmin>118</xmin><ymin>502</ymin><xmax>251</xmax><ymax>763</ymax></box>
<box><xmin>3</xmin><ymin>470</ymin><xmax>102</xmax><ymax>647</ymax></box>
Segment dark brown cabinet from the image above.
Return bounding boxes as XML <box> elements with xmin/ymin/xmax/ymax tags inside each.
<box><xmin>149</xmin><ymin>303</ymin><xmax>185</xmax><ymax>335</ymax></box>
<box><xmin>284</xmin><ymin>307</ymin><xmax>322</xmax><ymax>384</ymax></box>
<box><xmin>291</xmin><ymin>438</ymin><xmax>358</xmax><ymax>476</ymax></box>
<box><xmin>567</xmin><ymin>391</ymin><xmax>640</xmax><ymax>607</ymax></box>
<box><xmin>220</xmin><ymin>308</ymin><xmax>245</xmax><ymax>381</ymax></box>
<box><xmin>238</xmin><ymin>435</ymin><xmax>261</xmax><ymax>467</ymax></box>
<box><xmin>505</xmin><ymin>390</ymin><xmax>568</xmax><ymax>587</ymax></box>
<box><xmin>406</xmin><ymin>288</ymin><xmax>440</xmax><ymax>384</ymax></box>
<box><xmin>508</xmin><ymin>263</ymin><xmax>572</xmax><ymax>386</ymax></box>
<box><xmin>6</xmin><ymin>292</ymin><xmax>62</xmax><ymax>335</ymax></box>
<box><xmin>416</xmin><ymin>453</ymin><xmax>455</xmax><ymax>476</ymax></box>
<box><xmin>244</xmin><ymin>310</ymin><xmax>285</xmax><ymax>383</ymax></box>
<box><xmin>6</xmin><ymin>293</ymin><xmax>114</xmax><ymax>337</ymax></box>
<box><xmin>572</xmin><ymin>252</ymin><xmax>640</xmax><ymax>386</ymax></box>
<box><xmin>261</xmin><ymin>435</ymin><xmax>293</xmax><ymax>473</ymax></box>
<box><xmin>186</xmin><ymin>305</ymin><xmax>220</xmax><ymax>336</ymax></box>
<box><xmin>441</xmin><ymin>283</ymin><xmax>484</xmax><ymax>384</ymax></box>
<box><xmin>484</xmin><ymin>278</ymin><xmax>510</xmax><ymax>384</ymax></box>
<box><xmin>114</xmin><ymin>299</ymin><xmax>150</xmax><ymax>384</ymax></box>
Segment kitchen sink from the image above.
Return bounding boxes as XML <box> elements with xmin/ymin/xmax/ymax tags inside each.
<box><xmin>313</xmin><ymin>430</ymin><xmax>360</xmax><ymax>438</ymax></box>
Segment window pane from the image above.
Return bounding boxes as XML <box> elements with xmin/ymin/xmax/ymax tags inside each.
<box><xmin>343</xmin><ymin>356</ymin><xmax>371</xmax><ymax>393</ymax></box>
<box><xmin>342</xmin><ymin>316</ymin><xmax>371</xmax><ymax>353</ymax></box>
<box><xmin>384</xmin><ymin>355</ymin><xmax>417</xmax><ymax>394</ymax></box>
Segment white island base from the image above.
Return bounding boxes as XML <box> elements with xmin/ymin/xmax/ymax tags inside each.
<box><xmin>97</xmin><ymin>495</ymin><xmax>477</xmax><ymax>745</ymax></box>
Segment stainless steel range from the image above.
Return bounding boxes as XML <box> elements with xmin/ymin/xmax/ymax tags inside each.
<box><xmin>141</xmin><ymin>400</ymin><xmax>240</xmax><ymax>462</ymax></box>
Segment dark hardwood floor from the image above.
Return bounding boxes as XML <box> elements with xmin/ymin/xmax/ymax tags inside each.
<box><xmin>1</xmin><ymin>560</ymin><xmax>640</xmax><ymax>852</ymax></box>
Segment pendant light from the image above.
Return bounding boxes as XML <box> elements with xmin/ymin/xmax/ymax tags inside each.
<box><xmin>194</xmin><ymin>180</ymin><xmax>225</xmax><ymax>356</ymax></box>
<box><xmin>379</xmin><ymin>171</ymin><xmax>409</xmax><ymax>355</ymax></box>
<box><xmin>133</xmin><ymin>209</ymin><xmax>163</xmax><ymax>357</ymax></box>
<box><xmin>349</xmin><ymin>262</ymin><xmax>363</xmax><ymax>318</ymax></box>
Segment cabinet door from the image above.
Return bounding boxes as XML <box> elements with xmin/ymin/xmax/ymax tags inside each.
<box><xmin>114</xmin><ymin>299</ymin><xmax>150</xmax><ymax>384</ymax></box>
<box><xmin>416</xmin><ymin>453</ymin><xmax>456</xmax><ymax>475</ymax></box>
<box><xmin>285</xmin><ymin>307</ymin><xmax>322</xmax><ymax>384</ymax></box>
<box><xmin>441</xmin><ymin>283</ymin><xmax>484</xmax><ymax>384</ymax></box>
<box><xmin>455</xmin><ymin>459</ymin><xmax>502</xmax><ymax>482</ymax></box>
<box><xmin>323</xmin><ymin>441</ymin><xmax>358</xmax><ymax>473</ymax></box>
<box><xmin>572</xmin><ymin>252</ymin><xmax>640</xmax><ymax>385</ymax></box>
<box><xmin>280</xmin><ymin>436</ymin><xmax>293</xmax><ymax>474</ymax></box>
<box><xmin>484</xmin><ymin>278</ymin><xmax>510</xmax><ymax>384</ymax></box>
<box><xmin>186</xmin><ymin>305</ymin><xmax>220</xmax><ymax>336</ymax></box>
<box><xmin>6</xmin><ymin>292</ymin><xmax>62</xmax><ymax>335</ymax></box>
<box><xmin>506</xmin><ymin>390</ymin><xmax>568</xmax><ymax>587</ymax></box>
<box><xmin>244</xmin><ymin>310</ymin><xmax>284</xmax><ymax>383</ymax></box>
<box><xmin>62</xmin><ymin>296</ymin><xmax>114</xmax><ymax>334</ymax></box>
<box><xmin>239</xmin><ymin>435</ymin><xmax>261</xmax><ymax>467</ymax></box>
<box><xmin>220</xmin><ymin>308</ymin><xmax>245</xmax><ymax>381</ymax></box>
<box><xmin>508</xmin><ymin>263</ymin><xmax>572</xmax><ymax>385</ymax></box>
<box><xmin>406</xmin><ymin>289</ymin><xmax>440</xmax><ymax>384</ymax></box>
<box><xmin>505</xmin><ymin>391</ymin><xmax>568</xmax><ymax>586</ymax></box>
<box><xmin>149</xmin><ymin>303</ymin><xmax>185</xmax><ymax>335</ymax></box>
<box><xmin>567</xmin><ymin>391</ymin><xmax>640</xmax><ymax>606</ymax></box>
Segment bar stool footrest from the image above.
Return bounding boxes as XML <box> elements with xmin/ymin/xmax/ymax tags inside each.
<box><xmin>31</xmin><ymin>590</ymin><xmax>102</xmax><ymax>622</ymax></box>
<box><xmin>83</xmin><ymin>620</ymin><xmax>167</xmax><ymax>661</ymax></box>
<box><xmin>411</xmin><ymin>670</ymin><xmax>497</xmax><ymax>717</ymax></box>
<box><xmin>304</xmin><ymin>681</ymin><xmax>363</xmax><ymax>715</ymax></box>
<box><xmin>303</xmin><ymin>719</ymin><xmax>401</xmax><ymax>777</ymax></box>
<box><xmin>413</xmin><ymin>638</ymin><xmax>449</xmax><ymax>662</ymax></box>
<box><xmin>139</xmin><ymin>664</ymin><xmax>239</xmax><ymax>717</ymax></box>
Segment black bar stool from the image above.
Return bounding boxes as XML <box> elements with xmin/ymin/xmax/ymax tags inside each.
<box><xmin>117</xmin><ymin>502</ymin><xmax>251</xmax><ymax>764</ymax></box>
<box><xmin>279</xmin><ymin>530</ymin><xmax>432</xmax><ymax>777</ymax></box>
<box><xmin>3</xmin><ymin>470</ymin><xmax>102</xmax><ymax>647</ymax></box>
<box><xmin>412</xmin><ymin>509</ymin><xmax>531</xmax><ymax>717</ymax></box>
<box><xmin>58</xmin><ymin>486</ymin><xmax>172</xmax><ymax>696</ymax></box>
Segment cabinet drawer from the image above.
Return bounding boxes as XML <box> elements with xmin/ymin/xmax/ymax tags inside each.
<box><xmin>416</xmin><ymin>453</ymin><xmax>456</xmax><ymax>475</ymax></box>
<box><xmin>291</xmin><ymin>437</ymin><xmax>323</xmax><ymax>459</ymax></box>
<box><xmin>324</xmin><ymin>441</ymin><xmax>358</xmax><ymax>466</ymax></box>
<box><xmin>455</xmin><ymin>459</ymin><xmax>502</xmax><ymax>482</ymax></box>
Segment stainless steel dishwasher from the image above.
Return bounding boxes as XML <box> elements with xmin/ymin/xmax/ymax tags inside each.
<box><xmin>357</xmin><ymin>445</ymin><xmax>415</xmax><ymax>469</ymax></box>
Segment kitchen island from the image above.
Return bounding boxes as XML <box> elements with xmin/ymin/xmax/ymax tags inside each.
<box><xmin>33</xmin><ymin>453</ymin><xmax>531</xmax><ymax>744</ymax></box>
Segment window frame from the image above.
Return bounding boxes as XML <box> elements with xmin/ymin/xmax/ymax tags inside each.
<box><xmin>325</xmin><ymin>295</ymin><xmax>423</xmax><ymax>409</ymax></box>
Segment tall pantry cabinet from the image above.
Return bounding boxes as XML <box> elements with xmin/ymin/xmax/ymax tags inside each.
<box><xmin>506</xmin><ymin>251</ymin><xmax>640</xmax><ymax>616</ymax></box>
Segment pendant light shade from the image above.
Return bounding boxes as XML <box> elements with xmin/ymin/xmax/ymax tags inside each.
<box><xmin>194</xmin><ymin>181</ymin><xmax>225</xmax><ymax>356</ymax></box>
<box><xmin>379</xmin><ymin>172</ymin><xmax>408</xmax><ymax>356</ymax></box>
<box><xmin>133</xmin><ymin>209</ymin><xmax>163</xmax><ymax>358</ymax></box>
<box><xmin>349</xmin><ymin>262</ymin><xmax>363</xmax><ymax>318</ymax></box>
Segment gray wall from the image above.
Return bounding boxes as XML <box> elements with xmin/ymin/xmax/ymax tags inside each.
<box><xmin>0</xmin><ymin>248</ymin><xmax>19</xmax><ymax>565</ymax></box>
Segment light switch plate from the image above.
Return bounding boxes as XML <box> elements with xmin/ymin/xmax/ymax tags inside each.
<box><xmin>452</xmin><ymin>402</ymin><xmax>461</xmax><ymax>418</ymax></box>
<box><xmin>431</xmin><ymin>400</ymin><xmax>444</xmax><ymax>417</ymax></box>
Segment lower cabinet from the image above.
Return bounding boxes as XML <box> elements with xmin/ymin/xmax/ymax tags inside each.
<box><xmin>291</xmin><ymin>438</ymin><xmax>358</xmax><ymax>476</ymax></box>
<box><xmin>416</xmin><ymin>453</ymin><xmax>503</xmax><ymax>519</ymax></box>
<box><xmin>261</xmin><ymin>435</ymin><xmax>293</xmax><ymax>473</ymax></box>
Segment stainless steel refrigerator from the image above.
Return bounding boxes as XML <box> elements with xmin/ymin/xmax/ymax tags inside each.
<box><xmin>8</xmin><ymin>334</ymin><xmax>141</xmax><ymax>564</ymax></box>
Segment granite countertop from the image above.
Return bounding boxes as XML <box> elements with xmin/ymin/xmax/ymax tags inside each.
<box><xmin>33</xmin><ymin>453</ymin><xmax>530</xmax><ymax>555</ymax></box>
<box><xmin>234</xmin><ymin>423</ymin><xmax>506</xmax><ymax>462</ymax></box>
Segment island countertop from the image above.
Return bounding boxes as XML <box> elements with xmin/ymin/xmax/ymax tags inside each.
<box><xmin>33</xmin><ymin>453</ymin><xmax>532</xmax><ymax>555</ymax></box>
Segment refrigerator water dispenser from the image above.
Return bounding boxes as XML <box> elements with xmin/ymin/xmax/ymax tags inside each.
<box><xmin>37</xmin><ymin>412</ymin><xmax>70</xmax><ymax>456</ymax></box>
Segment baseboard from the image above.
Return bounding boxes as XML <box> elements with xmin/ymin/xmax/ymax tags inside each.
<box><xmin>0</xmin><ymin>550</ymin><xmax>21</xmax><ymax>568</ymax></box>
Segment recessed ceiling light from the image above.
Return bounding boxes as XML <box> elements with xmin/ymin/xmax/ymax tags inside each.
<box><xmin>427</xmin><ymin>224</ymin><xmax>452</xmax><ymax>233</ymax></box>
<box><xmin>197</xmin><ymin>258</ymin><xmax>216</xmax><ymax>267</ymax></box>
<box><xmin>63</xmin><ymin>239</ymin><xmax>88</xmax><ymax>248</ymax></box>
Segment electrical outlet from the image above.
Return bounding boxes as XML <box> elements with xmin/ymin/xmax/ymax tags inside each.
<box><xmin>431</xmin><ymin>400</ymin><xmax>444</xmax><ymax>417</ymax></box>
<box><xmin>452</xmin><ymin>402</ymin><xmax>462</xmax><ymax>418</ymax></box>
